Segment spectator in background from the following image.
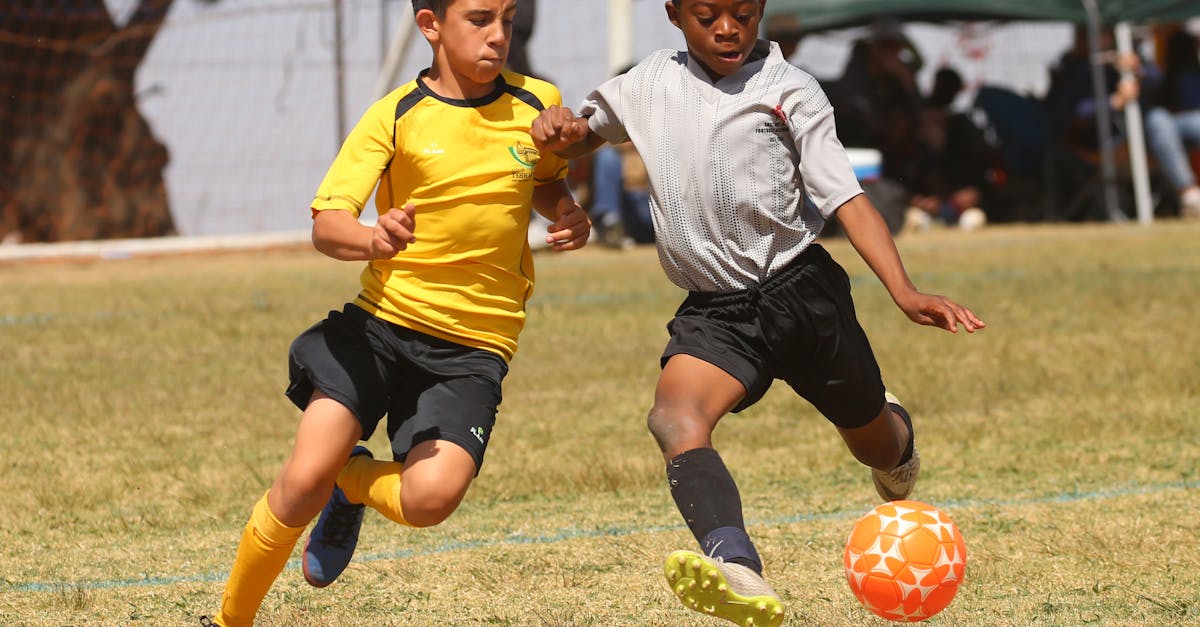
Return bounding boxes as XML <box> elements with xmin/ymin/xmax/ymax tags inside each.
<box><xmin>1143</xmin><ymin>28</ymin><xmax>1200</xmax><ymax>219</ymax></box>
<box><xmin>1044</xmin><ymin>25</ymin><xmax>1141</xmax><ymax>154</ymax></box>
<box><xmin>764</xmin><ymin>12</ymin><xmax>804</xmax><ymax>61</ymax></box>
<box><xmin>1041</xmin><ymin>25</ymin><xmax>1141</xmax><ymax>220</ymax></box>
<box><xmin>906</xmin><ymin>67</ymin><xmax>992</xmax><ymax>230</ymax></box>
<box><xmin>506</xmin><ymin>0</ymin><xmax>537</xmax><ymax>77</ymax></box>
<box><xmin>589</xmin><ymin>141</ymin><xmax>655</xmax><ymax>248</ymax></box>
<box><xmin>825</xmin><ymin>20</ymin><xmax>924</xmax><ymax>189</ymax></box>
<box><xmin>585</xmin><ymin>63</ymin><xmax>655</xmax><ymax>249</ymax></box>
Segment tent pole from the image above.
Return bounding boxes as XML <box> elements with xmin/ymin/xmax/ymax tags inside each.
<box><xmin>374</xmin><ymin>6</ymin><xmax>417</xmax><ymax>100</ymax></box>
<box><xmin>333</xmin><ymin>0</ymin><xmax>348</xmax><ymax>146</ymax></box>
<box><xmin>1116</xmin><ymin>22</ymin><xmax>1154</xmax><ymax>224</ymax></box>
<box><xmin>608</xmin><ymin>0</ymin><xmax>634</xmax><ymax>75</ymax></box>
<box><xmin>1082</xmin><ymin>0</ymin><xmax>1126</xmax><ymax>222</ymax></box>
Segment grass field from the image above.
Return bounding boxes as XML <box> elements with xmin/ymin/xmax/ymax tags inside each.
<box><xmin>1</xmin><ymin>222</ymin><xmax>1198</xmax><ymax>626</ymax></box>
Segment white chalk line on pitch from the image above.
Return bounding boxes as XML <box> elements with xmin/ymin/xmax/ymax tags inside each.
<box><xmin>5</xmin><ymin>478</ymin><xmax>1197</xmax><ymax>593</ymax></box>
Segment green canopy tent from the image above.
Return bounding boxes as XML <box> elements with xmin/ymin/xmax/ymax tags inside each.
<box><xmin>764</xmin><ymin>0</ymin><xmax>1200</xmax><ymax>222</ymax></box>
<box><xmin>763</xmin><ymin>0</ymin><xmax>1200</xmax><ymax>33</ymax></box>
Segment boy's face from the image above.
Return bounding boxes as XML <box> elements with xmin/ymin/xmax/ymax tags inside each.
<box><xmin>666</xmin><ymin>0</ymin><xmax>767</xmax><ymax>79</ymax></box>
<box><xmin>421</xmin><ymin>0</ymin><xmax>517</xmax><ymax>86</ymax></box>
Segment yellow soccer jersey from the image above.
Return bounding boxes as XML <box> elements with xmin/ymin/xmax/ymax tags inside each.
<box><xmin>311</xmin><ymin>71</ymin><xmax>568</xmax><ymax>361</ymax></box>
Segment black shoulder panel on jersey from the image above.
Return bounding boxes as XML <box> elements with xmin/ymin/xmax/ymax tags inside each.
<box><xmin>503</xmin><ymin>84</ymin><xmax>546</xmax><ymax>112</ymax></box>
<box><xmin>394</xmin><ymin>89</ymin><xmax>427</xmax><ymax>120</ymax></box>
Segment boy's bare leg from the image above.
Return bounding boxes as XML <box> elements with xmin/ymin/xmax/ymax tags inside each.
<box><xmin>217</xmin><ymin>392</ymin><xmax>362</xmax><ymax>626</ymax></box>
<box><xmin>837</xmin><ymin>394</ymin><xmax>919</xmax><ymax>501</ymax></box>
<box><xmin>649</xmin><ymin>355</ymin><xmax>784</xmax><ymax>627</ymax></box>
<box><xmin>336</xmin><ymin>438</ymin><xmax>475</xmax><ymax>528</ymax></box>
<box><xmin>271</xmin><ymin>394</ymin><xmax>364</xmax><ymax>525</ymax></box>
<box><xmin>648</xmin><ymin>355</ymin><xmax>741</xmax><ymax>457</ymax></box>
<box><xmin>398</xmin><ymin>439</ymin><xmax>476</xmax><ymax>527</ymax></box>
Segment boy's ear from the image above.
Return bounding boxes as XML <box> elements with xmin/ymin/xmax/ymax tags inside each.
<box><xmin>664</xmin><ymin>0</ymin><xmax>680</xmax><ymax>29</ymax></box>
<box><xmin>415</xmin><ymin>8</ymin><xmax>439</xmax><ymax>41</ymax></box>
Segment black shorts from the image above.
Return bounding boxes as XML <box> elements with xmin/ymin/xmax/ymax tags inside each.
<box><xmin>661</xmin><ymin>243</ymin><xmax>886</xmax><ymax>428</ymax></box>
<box><xmin>286</xmin><ymin>304</ymin><xmax>508</xmax><ymax>472</ymax></box>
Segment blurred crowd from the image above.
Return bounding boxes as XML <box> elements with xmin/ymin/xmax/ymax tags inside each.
<box><xmin>533</xmin><ymin>16</ymin><xmax>1200</xmax><ymax>250</ymax></box>
<box><xmin>814</xmin><ymin>19</ymin><xmax>1200</xmax><ymax>233</ymax></box>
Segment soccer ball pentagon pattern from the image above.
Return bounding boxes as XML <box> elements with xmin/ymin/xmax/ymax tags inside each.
<box><xmin>843</xmin><ymin>500</ymin><xmax>967</xmax><ymax>622</ymax></box>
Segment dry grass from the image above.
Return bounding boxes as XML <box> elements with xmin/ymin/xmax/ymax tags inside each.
<box><xmin>1</xmin><ymin>221</ymin><xmax>1198</xmax><ymax>625</ymax></box>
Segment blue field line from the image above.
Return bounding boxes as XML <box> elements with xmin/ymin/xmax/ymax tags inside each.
<box><xmin>4</xmin><ymin>478</ymin><xmax>1196</xmax><ymax>595</ymax></box>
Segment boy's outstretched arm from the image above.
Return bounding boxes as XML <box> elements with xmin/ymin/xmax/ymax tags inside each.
<box><xmin>532</xmin><ymin>180</ymin><xmax>591</xmax><ymax>251</ymax></box>
<box><xmin>835</xmin><ymin>194</ymin><xmax>985</xmax><ymax>333</ymax></box>
<box><xmin>531</xmin><ymin>105</ymin><xmax>607</xmax><ymax>159</ymax></box>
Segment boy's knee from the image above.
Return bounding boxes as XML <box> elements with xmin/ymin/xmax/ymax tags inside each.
<box><xmin>840</xmin><ymin>406</ymin><xmax>909</xmax><ymax>470</ymax></box>
<box><xmin>646</xmin><ymin>404</ymin><xmax>674</xmax><ymax>448</ymax></box>
<box><xmin>274</xmin><ymin>467</ymin><xmax>338</xmax><ymax>521</ymax></box>
<box><xmin>647</xmin><ymin>404</ymin><xmax>708</xmax><ymax>456</ymax></box>
<box><xmin>399</xmin><ymin>490</ymin><xmax>459</xmax><ymax>528</ymax></box>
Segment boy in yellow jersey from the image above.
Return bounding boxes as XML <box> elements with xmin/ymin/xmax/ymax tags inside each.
<box><xmin>200</xmin><ymin>1</ymin><xmax>589</xmax><ymax>625</ymax></box>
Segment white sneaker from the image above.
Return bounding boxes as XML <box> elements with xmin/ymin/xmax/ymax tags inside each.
<box><xmin>872</xmin><ymin>447</ymin><xmax>921</xmax><ymax>502</ymax></box>
<box><xmin>903</xmin><ymin>206</ymin><xmax>933</xmax><ymax>233</ymax></box>
<box><xmin>1180</xmin><ymin>188</ymin><xmax>1200</xmax><ymax>220</ymax></box>
<box><xmin>958</xmin><ymin>207</ymin><xmax>987</xmax><ymax>231</ymax></box>
<box><xmin>663</xmin><ymin>550</ymin><xmax>785</xmax><ymax>627</ymax></box>
<box><xmin>872</xmin><ymin>394</ymin><xmax>920</xmax><ymax>501</ymax></box>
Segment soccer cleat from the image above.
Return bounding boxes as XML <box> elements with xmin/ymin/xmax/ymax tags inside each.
<box><xmin>872</xmin><ymin>395</ymin><xmax>920</xmax><ymax>501</ymax></box>
<box><xmin>663</xmin><ymin>550</ymin><xmax>785</xmax><ymax>627</ymax></box>
<box><xmin>302</xmin><ymin>446</ymin><xmax>373</xmax><ymax>587</ymax></box>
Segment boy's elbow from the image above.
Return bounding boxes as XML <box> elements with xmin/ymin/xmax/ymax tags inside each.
<box><xmin>310</xmin><ymin>210</ymin><xmax>349</xmax><ymax>259</ymax></box>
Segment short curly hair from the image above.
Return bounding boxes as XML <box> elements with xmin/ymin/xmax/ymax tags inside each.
<box><xmin>412</xmin><ymin>0</ymin><xmax>449</xmax><ymax>17</ymax></box>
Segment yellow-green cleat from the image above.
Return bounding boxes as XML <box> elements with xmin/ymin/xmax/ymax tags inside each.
<box><xmin>663</xmin><ymin>550</ymin><xmax>785</xmax><ymax>627</ymax></box>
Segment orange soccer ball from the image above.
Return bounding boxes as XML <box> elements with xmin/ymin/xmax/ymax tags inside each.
<box><xmin>843</xmin><ymin>500</ymin><xmax>967</xmax><ymax>622</ymax></box>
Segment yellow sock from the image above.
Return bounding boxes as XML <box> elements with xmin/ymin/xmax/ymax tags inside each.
<box><xmin>337</xmin><ymin>455</ymin><xmax>412</xmax><ymax>526</ymax></box>
<box><xmin>217</xmin><ymin>492</ymin><xmax>305</xmax><ymax>627</ymax></box>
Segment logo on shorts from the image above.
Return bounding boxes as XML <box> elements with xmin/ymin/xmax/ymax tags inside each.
<box><xmin>470</xmin><ymin>426</ymin><xmax>486</xmax><ymax>443</ymax></box>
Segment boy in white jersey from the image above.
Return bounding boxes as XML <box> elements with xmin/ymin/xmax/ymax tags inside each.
<box><xmin>532</xmin><ymin>1</ymin><xmax>983</xmax><ymax>625</ymax></box>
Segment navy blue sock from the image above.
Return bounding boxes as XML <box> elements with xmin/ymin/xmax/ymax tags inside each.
<box><xmin>701</xmin><ymin>526</ymin><xmax>763</xmax><ymax>574</ymax></box>
<box><xmin>890</xmin><ymin>402</ymin><xmax>914</xmax><ymax>466</ymax></box>
<box><xmin>666</xmin><ymin>448</ymin><xmax>763</xmax><ymax>574</ymax></box>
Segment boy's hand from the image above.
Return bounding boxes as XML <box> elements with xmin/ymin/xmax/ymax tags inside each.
<box><xmin>371</xmin><ymin>202</ymin><xmax>416</xmax><ymax>258</ymax></box>
<box><xmin>531</xmin><ymin>105</ymin><xmax>590</xmax><ymax>154</ymax></box>
<box><xmin>896</xmin><ymin>291</ymin><xmax>986</xmax><ymax>334</ymax></box>
<box><xmin>545</xmin><ymin>195</ymin><xmax>591</xmax><ymax>251</ymax></box>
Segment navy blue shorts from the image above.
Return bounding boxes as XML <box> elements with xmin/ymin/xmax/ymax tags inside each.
<box><xmin>286</xmin><ymin>304</ymin><xmax>508</xmax><ymax>472</ymax></box>
<box><xmin>661</xmin><ymin>244</ymin><xmax>886</xmax><ymax>428</ymax></box>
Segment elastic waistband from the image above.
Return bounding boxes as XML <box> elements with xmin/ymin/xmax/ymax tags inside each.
<box><xmin>687</xmin><ymin>244</ymin><xmax>828</xmax><ymax>306</ymax></box>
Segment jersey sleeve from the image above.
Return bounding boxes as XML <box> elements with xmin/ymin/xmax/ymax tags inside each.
<box><xmin>311</xmin><ymin>95</ymin><xmax>398</xmax><ymax>216</ymax></box>
<box><xmin>787</xmin><ymin>77</ymin><xmax>863</xmax><ymax>218</ymax></box>
<box><xmin>578</xmin><ymin>74</ymin><xmax>630</xmax><ymax>144</ymax></box>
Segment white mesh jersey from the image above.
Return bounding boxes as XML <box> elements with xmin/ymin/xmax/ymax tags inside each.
<box><xmin>579</xmin><ymin>41</ymin><xmax>863</xmax><ymax>292</ymax></box>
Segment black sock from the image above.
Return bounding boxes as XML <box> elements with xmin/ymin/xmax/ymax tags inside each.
<box><xmin>889</xmin><ymin>402</ymin><xmax>914</xmax><ymax>466</ymax></box>
<box><xmin>666</xmin><ymin>448</ymin><xmax>762</xmax><ymax>574</ymax></box>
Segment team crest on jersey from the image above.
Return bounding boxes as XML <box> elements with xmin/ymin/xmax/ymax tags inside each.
<box><xmin>508</xmin><ymin>141</ymin><xmax>539</xmax><ymax>168</ymax></box>
<box><xmin>509</xmin><ymin>141</ymin><xmax>538</xmax><ymax>181</ymax></box>
<box><xmin>757</xmin><ymin>100</ymin><xmax>790</xmax><ymax>136</ymax></box>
